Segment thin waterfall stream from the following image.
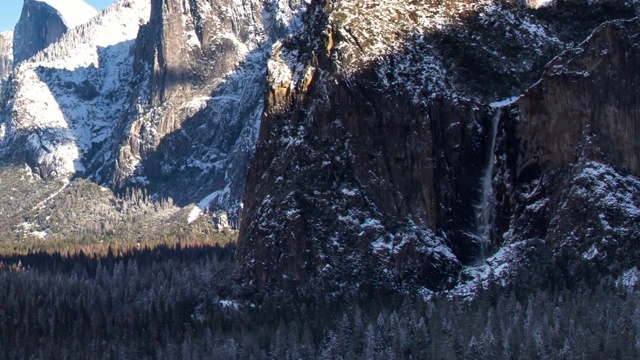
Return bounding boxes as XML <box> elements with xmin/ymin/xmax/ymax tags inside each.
<box><xmin>475</xmin><ymin>108</ymin><xmax>501</xmax><ymax>263</ymax></box>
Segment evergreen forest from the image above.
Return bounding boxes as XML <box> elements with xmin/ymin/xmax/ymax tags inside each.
<box><xmin>0</xmin><ymin>241</ymin><xmax>638</xmax><ymax>359</ymax></box>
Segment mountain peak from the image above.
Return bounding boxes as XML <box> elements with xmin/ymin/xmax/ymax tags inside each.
<box><xmin>13</xmin><ymin>0</ymin><xmax>98</xmax><ymax>64</ymax></box>
<box><xmin>31</xmin><ymin>0</ymin><xmax>98</xmax><ymax>29</ymax></box>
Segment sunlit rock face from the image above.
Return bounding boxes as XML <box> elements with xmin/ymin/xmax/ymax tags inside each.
<box><xmin>0</xmin><ymin>31</ymin><xmax>12</xmax><ymax>81</ymax></box>
<box><xmin>1</xmin><ymin>0</ymin><xmax>308</xmax><ymax>225</ymax></box>
<box><xmin>0</xmin><ymin>0</ymin><xmax>295</xmax><ymax>240</ymax></box>
<box><xmin>111</xmin><ymin>0</ymin><xmax>307</xmax><ymax>221</ymax></box>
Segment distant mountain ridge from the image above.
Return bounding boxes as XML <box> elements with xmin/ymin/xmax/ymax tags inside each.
<box><xmin>13</xmin><ymin>0</ymin><xmax>97</xmax><ymax>65</ymax></box>
<box><xmin>30</xmin><ymin>0</ymin><xmax>98</xmax><ymax>28</ymax></box>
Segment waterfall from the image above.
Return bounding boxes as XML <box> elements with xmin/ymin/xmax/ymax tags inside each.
<box><xmin>475</xmin><ymin>108</ymin><xmax>501</xmax><ymax>263</ymax></box>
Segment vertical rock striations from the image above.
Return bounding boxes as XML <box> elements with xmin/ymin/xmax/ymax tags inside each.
<box><xmin>517</xmin><ymin>19</ymin><xmax>640</xmax><ymax>178</ymax></box>
<box><xmin>0</xmin><ymin>32</ymin><xmax>12</xmax><ymax>81</ymax></box>
<box><xmin>1</xmin><ymin>0</ymin><xmax>307</xmax><ymax>226</ymax></box>
<box><xmin>113</xmin><ymin>0</ymin><xmax>307</xmax><ymax>221</ymax></box>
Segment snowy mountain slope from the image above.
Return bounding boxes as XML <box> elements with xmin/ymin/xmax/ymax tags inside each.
<box><xmin>35</xmin><ymin>0</ymin><xmax>98</xmax><ymax>28</ymax></box>
<box><xmin>1</xmin><ymin>0</ymin><xmax>150</xmax><ymax>179</ymax></box>
<box><xmin>106</xmin><ymin>0</ymin><xmax>309</xmax><ymax>224</ymax></box>
<box><xmin>0</xmin><ymin>0</ymin><xmax>309</xmax><ymax>235</ymax></box>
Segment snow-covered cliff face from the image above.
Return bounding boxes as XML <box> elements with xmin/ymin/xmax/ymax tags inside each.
<box><xmin>109</xmin><ymin>0</ymin><xmax>307</xmax><ymax>222</ymax></box>
<box><xmin>237</xmin><ymin>0</ymin><xmax>640</xmax><ymax>291</ymax></box>
<box><xmin>13</xmin><ymin>0</ymin><xmax>97</xmax><ymax>65</ymax></box>
<box><xmin>493</xmin><ymin>17</ymin><xmax>640</xmax><ymax>288</ymax></box>
<box><xmin>0</xmin><ymin>32</ymin><xmax>11</xmax><ymax>81</ymax></box>
<box><xmin>0</xmin><ymin>0</ymin><xmax>307</xmax><ymax>228</ymax></box>
<box><xmin>1</xmin><ymin>0</ymin><xmax>150</xmax><ymax>179</ymax></box>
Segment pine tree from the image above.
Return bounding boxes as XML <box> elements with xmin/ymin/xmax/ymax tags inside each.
<box><xmin>465</xmin><ymin>336</ymin><xmax>482</xmax><ymax>360</ymax></box>
<box><xmin>319</xmin><ymin>330</ymin><xmax>341</xmax><ymax>360</ymax></box>
<box><xmin>272</xmin><ymin>318</ymin><xmax>288</xmax><ymax>358</ymax></box>
<box><xmin>364</xmin><ymin>324</ymin><xmax>376</xmax><ymax>360</ymax></box>
<box><xmin>412</xmin><ymin>316</ymin><xmax>429</xmax><ymax>359</ymax></box>
<box><xmin>557</xmin><ymin>338</ymin><xmax>573</xmax><ymax>360</ymax></box>
<box><xmin>301</xmin><ymin>321</ymin><xmax>316</xmax><ymax>360</ymax></box>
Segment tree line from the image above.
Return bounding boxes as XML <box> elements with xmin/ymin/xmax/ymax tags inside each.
<box><xmin>0</xmin><ymin>242</ymin><xmax>639</xmax><ymax>359</ymax></box>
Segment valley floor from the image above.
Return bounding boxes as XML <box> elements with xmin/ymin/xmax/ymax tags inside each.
<box><xmin>0</xmin><ymin>241</ymin><xmax>638</xmax><ymax>359</ymax></box>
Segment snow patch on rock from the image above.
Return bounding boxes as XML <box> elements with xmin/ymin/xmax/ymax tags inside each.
<box><xmin>617</xmin><ymin>267</ymin><xmax>640</xmax><ymax>290</ymax></box>
<box><xmin>448</xmin><ymin>240</ymin><xmax>528</xmax><ymax>299</ymax></box>
<box><xmin>187</xmin><ymin>187</ymin><xmax>232</xmax><ymax>224</ymax></box>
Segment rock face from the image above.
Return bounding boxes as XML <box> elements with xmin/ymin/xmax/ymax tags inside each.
<box><xmin>517</xmin><ymin>19</ymin><xmax>640</xmax><ymax>178</ymax></box>
<box><xmin>13</xmin><ymin>0</ymin><xmax>97</xmax><ymax>65</ymax></box>
<box><xmin>0</xmin><ymin>0</ymin><xmax>307</xmax><ymax>228</ymax></box>
<box><xmin>109</xmin><ymin>0</ymin><xmax>306</xmax><ymax>221</ymax></box>
<box><xmin>1</xmin><ymin>0</ymin><xmax>151</xmax><ymax>180</ymax></box>
<box><xmin>492</xmin><ymin>18</ymin><xmax>640</xmax><ymax>286</ymax></box>
<box><xmin>1</xmin><ymin>0</ymin><xmax>638</xmax><ymax>293</ymax></box>
<box><xmin>237</xmin><ymin>0</ymin><xmax>640</xmax><ymax>291</ymax></box>
<box><xmin>0</xmin><ymin>32</ymin><xmax>11</xmax><ymax>81</ymax></box>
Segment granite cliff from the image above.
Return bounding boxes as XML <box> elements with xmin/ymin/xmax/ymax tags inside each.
<box><xmin>13</xmin><ymin>0</ymin><xmax>97</xmax><ymax>65</ymax></box>
<box><xmin>110</xmin><ymin>0</ymin><xmax>306</xmax><ymax>223</ymax></box>
<box><xmin>237</xmin><ymin>0</ymin><xmax>640</xmax><ymax>292</ymax></box>
<box><xmin>490</xmin><ymin>17</ymin><xmax>640</xmax><ymax>290</ymax></box>
<box><xmin>0</xmin><ymin>32</ymin><xmax>12</xmax><ymax>81</ymax></box>
<box><xmin>0</xmin><ymin>0</ymin><xmax>305</xmax><ymax>237</ymax></box>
